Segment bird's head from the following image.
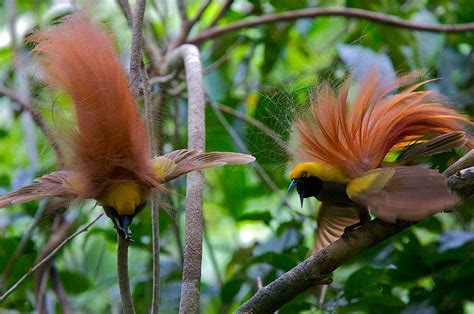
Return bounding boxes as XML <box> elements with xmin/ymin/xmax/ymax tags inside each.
<box><xmin>288</xmin><ymin>162</ymin><xmax>350</xmax><ymax>207</ymax></box>
<box><xmin>98</xmin><ymin>181</ymin><xmax>148</xmax><ymax>241</ymax></box>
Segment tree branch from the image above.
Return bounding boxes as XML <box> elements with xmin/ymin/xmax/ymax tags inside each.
<box><xmin>117</xmin><ymin>236</ymin><xmax>136</xmax><ymax>314</ymax></box>
<box><xmin>237</xmin><ymin>219</ymin><xmax>411</xmax><ymax>313</ymax></box>
<box><xmin>0</xmin><ymin>214</ymin><xmax>103</xmax><ymax>303</ymax></box>
<box><xmin>114</xmin><ymin>1</ymin><xmax>148</xmax><ymax>312</ymax></box>
<box><xmin>187</xmin><ymin>7</ymin><xmax>474</xmax><ymax>44</ymax></box>
<box><xmin>164</xmin><ymin>44</ymin><xmax>206</xmax><ymax>314</ymax></box>
<box><xmin>208</xmin><ymin>0</ymin><xmax>233</xmax><ymax>28</ymax></box>
<box><xmin>444</xmin><ymin>149</ymin><xmax>474</xmax><ymax>177</ymax></box>
<box><xmin>177</xmin><ymin>0</ymin><xmax>189</xmax><ymax>22</ymax></box>
<box><xmin>129</xmin><ymin>0</ymin><xmax>147</xmax><ymax>100</ymax></box>
<box><xmin>150</xmin><ymin>199</ymin><xmax>161</xmax><ymax>314</ymax></box>
<box><xmin>168</xmin><ymin>0</ymin><xmax>212</xmax><ymax>52</ymax></box>
<box><xmin>117</xmin><ymin>0</ymin><xmax>133</xmax><ymax>26</ymax></box>
<box><xmin>143</xmin><ymin>62</ymin><xmax>161</xmax><ymax>314</ymax></box>
<box><xmin>447</xmin><ymin>166</ymin><xmax>474</xmax><ymax>199</ymax></box>
<box><xmin>236</xmin><ymin>150</ymin><xmax>474</xmax><ymax>313</ymax></box>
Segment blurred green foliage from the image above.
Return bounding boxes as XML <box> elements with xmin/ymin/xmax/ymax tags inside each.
<box><xmin>0</xmin><ymin>0</ymin><xmax>473</xmax><ymax>313</ymax></box>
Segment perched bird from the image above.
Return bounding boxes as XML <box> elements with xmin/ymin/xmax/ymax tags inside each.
<box><xmin>0</xmin><ymin>13</ymin><xmax>254</xmax><ymax>240</ymax></box>
<box><xmin>287</xmin><ymin>73</ymin><xmax>471</xmax><ymax>252</ymax></box>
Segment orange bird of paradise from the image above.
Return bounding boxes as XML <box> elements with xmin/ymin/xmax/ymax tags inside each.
<box><xmin>287</xmin><ymin>73</ymin><xmax>471</xmax><ymax>253</ymax></box>
<box><xmin>0</xmin><ymin>13</ymin><xmax>254</xmax><ymax>240</ymax></box>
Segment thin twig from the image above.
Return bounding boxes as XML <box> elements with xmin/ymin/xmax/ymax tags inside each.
<box><xmin>168</xmin><ymin>0</ymin><xmax>212</xmax><ymax>52</ymax></box>
<box><xmin>0</xmin><ymin>214</ymin><xmax>103</xmax><ymax>303</ymax></box>
<box><xmin>149</xmin><ymin>69</ymin><xmax>178</xmax><ymax>84</ymax></box>
<box><xmin>117</xmin><ymin>0</ymin><xmax>133</xmax><ymax>26</ymax></box>
<box><xmin>150</xmin><ymin>199</ymin><xmax>161</xmax><ymax>314</ymax></box>
<box><xmin>236</xmin><ymin>154</ymin><xmax>474</xmax><ymax>312</ymax></box>
<box><xmin>117</xmin><ymin>236</ymin><xmax>136</xmax><ymax>314</ymax></box>
<box><xmin>117</xmin><ymin>0</ymin><xmax>163</xmax><ymax>70</ymax></box>
<box><xmin>208</xmin><ymin>0</ymin><xmax>233</xmax><ymax>28</ymax></box>
<box><xmin>187</xmin><ymin>7</ymin><xmax>474</xmax><ymax>44</ymax></box>
<box><xmin>203</xmin><ymin>35</ymin><xmax>245</xmax><ymax>75</ymax></box>
<box><xmin>189</xmin><ymin>0</ymin><xmax>212</xmax><ymax>29</ymax></box>
<box><xmin>177</xmin><ymin>0</ymin><xmax>189</xmax><ymax>22</ymax></box>
<box><xmin>143</xmin><ymin>61</ymin><xmax>161</xmax><ymax>313</ymax></box>
<box><xmin>164</xmin><ymin>44</ymin><xmax>206</xmax><ymax>314</ymax></box>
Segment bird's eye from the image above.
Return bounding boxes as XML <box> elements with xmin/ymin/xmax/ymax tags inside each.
<box><xmin>301</xmin><ymin>172</ymin><xmax>307</xmax><ymax>178</ymax></box>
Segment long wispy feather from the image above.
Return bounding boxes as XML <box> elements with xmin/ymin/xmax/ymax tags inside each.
<box><xmin>30</xmin><ymin>13</ymin><xmax>156</xmax><ymax>198</ymax></box>
<box><xmin>293</xmin><ymin>72</ymin><xmax>472</xmax><ymax>177</ymax></box>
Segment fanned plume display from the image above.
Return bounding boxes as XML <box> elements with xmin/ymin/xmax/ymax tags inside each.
<box><xmin>0</xmin><ymin>12</ymin><xmax>255</xmax><ymax>241</ymax></box>
<box><xmin>30</xmin><ymin>13</ymin><xmax>155</xmax><ymax>199</ymax></box>
<box><xmin>293</xmin><ymin>73</ymin><xmax>472</xmax><ymax>177</ymax></box>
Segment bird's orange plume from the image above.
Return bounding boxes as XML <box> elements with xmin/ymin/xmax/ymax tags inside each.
<box><xmin>30</xmin><ymin>13</ymin><xmax>156</xmax><ymax>199</ymax></box>
<box><xmin>293</xmin><ymin>73</ymin><xmax>472</xmax><ymax>177</ymax></box>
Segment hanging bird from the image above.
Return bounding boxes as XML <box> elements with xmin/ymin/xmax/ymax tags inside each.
<box><xmin>287</xmin><ymin>73</ymin><xmax>471</xmax><ymax>253</ymax></box>
<box><xmin>0</xmin><ymin>13</ymin><xmax>254</xmax><ymax>240</ymax></box>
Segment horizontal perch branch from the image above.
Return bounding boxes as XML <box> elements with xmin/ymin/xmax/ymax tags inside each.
<box><xmin>237</xmin><ymin>150</ymin><xmax>474</xmax><ymax>313</ymax></box>
<box><xmin>188</xmin><ymin>7</ymin><xmax>474</xmax><ymax>44</ymax></box>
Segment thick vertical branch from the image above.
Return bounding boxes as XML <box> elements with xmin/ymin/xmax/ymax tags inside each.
<box><xmin>150</xmin><ymin>199</ymin><xmax>160</xmax><ymax>314</ymax></box>
<box><xmin>129</xmin><ymin>0</ymin><xmax>147</xmax><ymax>100</ymax></box>
<box><xmin>116</xmin><ymin>0</ymin><xmax>147</xmax><ymax>312</ymax></box>
<box><xmin>117</xmin><ymin>236</ymin><xmax>135</xmax><ymax>314</ymax></box>
<box><xmin>143</xmin><ymin>65</ymin><xmax>161</xmax><ymax>313</ymax></box>
<box><xmin>164</xmin><ymin>44</ymin><xmax>206</xmax><ymax>314</ymax></box>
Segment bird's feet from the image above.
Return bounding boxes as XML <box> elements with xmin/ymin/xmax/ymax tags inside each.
<box><xmin>342</xmin><ymin>221</ymin><xmax>363</xmax><ymax>242</ymax></box>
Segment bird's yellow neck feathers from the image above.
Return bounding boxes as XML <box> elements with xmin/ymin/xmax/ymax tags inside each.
<box><xmin>290</xmin><ymin>162</ymin><xmax>351</xmax><ymax>183</ymax></box>
<box><xmin>98</xmin><ymin>182</ymin><xmax>147</xmax><ymax>215</ymax></box>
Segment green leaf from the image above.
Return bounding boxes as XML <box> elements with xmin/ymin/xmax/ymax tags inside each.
<box><xmin>251</xmin><ymin>252</ymin><xmax>297</xmax><ymax>271</ymax></box>
<box><xmin>58</xmin><ymin>270</ymin><xmax>93</xmax><ymax>294</ymax></box>
<box><xmin>237</xmin><ymin>210</ymin><xmax>272</xmax><ymax>224</ymax></box>
<box><xmin>220</xmin><ymin>278</ymin><xmax>243</xmax><ymax>303</ymax></box>
<box><xmin>344</xmin><ymin>266</ymin><xmax>390</xmax><ymax>300</ymax></box>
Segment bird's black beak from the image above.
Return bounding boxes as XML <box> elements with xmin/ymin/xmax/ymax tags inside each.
<box><xmin>102</xmin><ymin>206</ymin><xmax>134</xmax><ymax>241</ymax></box>
<box><xmin>115</xmin><ymin>216</ymin><xmax>133</xmax><ymax>242</ymax></box>
<box><xmin>287</xmin><ymin>179</ymin><xmax>298</xmax><ymax>194</ymax></box>
<box><xmin>288</xmin><ymin>179</ymin><xmax>305</xmax><ymax>208</ymax></box>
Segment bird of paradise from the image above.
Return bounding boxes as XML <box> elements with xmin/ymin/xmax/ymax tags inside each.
<box><xmin>287</xmin><ymin>73</ymin><xmax>471</xmax><ymax>252</ymax></box>
<box><xmin>0</xmin><ymin>13</ymin><xmax>254</xmax><ymax>240</ymax></box>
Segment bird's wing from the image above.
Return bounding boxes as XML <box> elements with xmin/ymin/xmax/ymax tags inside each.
<box><xmin>347</xmin><ymin>166</ymin><xmax>459</xmax><ymax>223</ymax></box>
<box><xmin>0</xmin><ymin>171</ymin><xmax>78</xmax><ymax>208</ymax></box>
<box><xmin>396</xmin><ymin>131</ymin><xmax>468</xmax><ymax>165</ymax></box>
<box><xmin>152</xmin><ymin>149</ymin><xmax>255</xmax><ymax>183</ymax></box>
<box><xmin>312</xmin><ymin>203</ymin><xmax>365</xmax><ymax>253</ymax></box>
